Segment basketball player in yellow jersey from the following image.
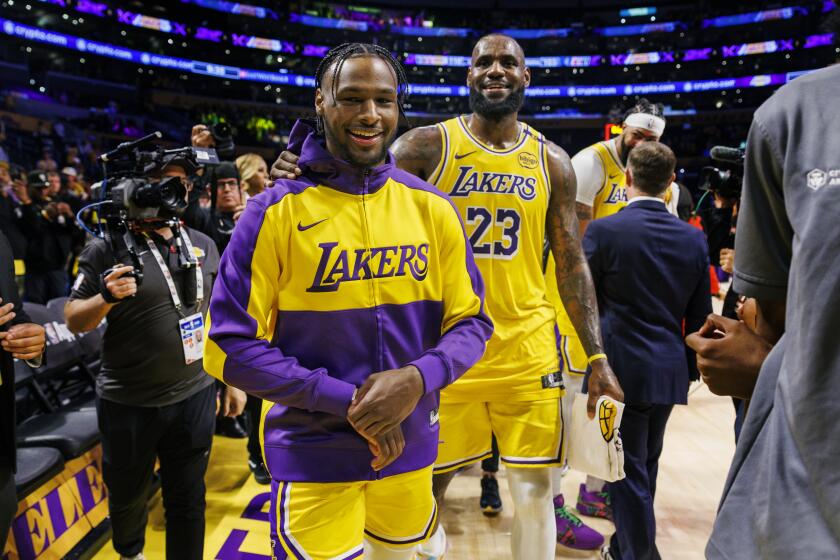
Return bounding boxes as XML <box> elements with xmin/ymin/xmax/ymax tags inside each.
<box><xmin>272</xmin><ymin>34</ymin><xmax>623</xmax><ymax>560</ymax></box>
<box><xmin>544</xmin><ymin>100</ymin><xmax>670</xmax><ymax>543</ymax></box>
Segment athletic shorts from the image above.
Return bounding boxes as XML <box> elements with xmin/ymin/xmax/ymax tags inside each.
<box><xmin>559</xmin><ymin>333</ymin><xmax>588</xmax><ymax>377</ymax></box>
<box><xmin>434</xmin><ymin>396</ymin><xmax>564</xmax><ymax>473</ymax></box>
<box><xmin>269</xmin><ymin>466</ymin><xmax>437</xmax><ymax>559</ymax></box>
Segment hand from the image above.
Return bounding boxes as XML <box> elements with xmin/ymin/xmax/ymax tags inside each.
<box><xmin>0</xmin><ymin>322</ymin><xmax>46</xmax><ymax>360</ymax></box>
<box><xmin>232</xmin><ymin>204</ymin><xmax>246</xmax><ymax>223</ymax></box>
<box><xmin>44</xmin><ymin>203</ymin><xmax>60</xmax><ymax>220</ymax></box>
<box><xmin>270</xmin><ymin>151</ymin><xmax>302</xmax><ymax>181</ymax></box>
<box><xmin>719</xmin><ymin>248</ymin><xmax>734</xmax><ymax>274</ymax></box>
<box><xmin>362</xmin><ymin>426</ymin><xmax>405</xmax><ymax>471</ymax></box>
<box><xmin>347</xmin><ymin>366</ymin><xmax>424</xmax><ymax>438</ymax></box>
<box><xmin>587</xmin><ymin>359</ymin><xmax>624</xmax><ymax>419</ymax></box>
<box><xmin>104</xmin><ymin>265</ymin><xmax>138</xmax><ymax>302</ymax></box>
<box><xmin>221</xmin><ymin>386</ymin><xmax>247</xmax><ymax>417</ymax></box>
<box><xmin>685</xmin><ymin>314</ymin><xmax>771</xmax><ymax>399</ymax></box>
<box><xmin>56</xmin><ymin>202</ymin><xmax>73</xmax><ymax>217</ymax></box>
<box><xmin>12</xmin><ymin>179</ymin><xmax>30</xmax><ymax>204</ymax></box>
<box><xmin>0</xmin><ymin>299</ymin><xmax>16</xmax><ymax>328</ymax></box>
<box><xmin>191</xmin><ymin>124</ymin><xmax>215</xmax><ymax>148</ymax></box>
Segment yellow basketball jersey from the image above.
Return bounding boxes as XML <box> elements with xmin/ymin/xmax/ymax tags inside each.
<box><xmin>429</xmin><ymin>116</ymin><xmax>560</xmax><ymax>402</ymax></box>
<box><xmin>546</xmin><ymin>140</ymin><xmax>627</xmax><ymax>336</ymax></box>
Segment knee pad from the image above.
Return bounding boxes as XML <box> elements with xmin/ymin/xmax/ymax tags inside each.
<box><xmin>507</xmin><ymin>468</ymin><xmax>552</xmax><ymax>520</ymax></box>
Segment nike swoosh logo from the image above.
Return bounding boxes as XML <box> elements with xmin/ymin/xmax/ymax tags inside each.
<box><xmin>454</xmin><ymin>151</ymin><xmax>476</xmax><ymax>160</ymax></box>
<box><xmin>297</xmin><ymin>218</ymin><xmax>328</xmax><ymax>231</ymax></box>
<box><xmin>609</xmin><ymin>173</ymin><xmax>621</xmax><ymax>179</ymax></box>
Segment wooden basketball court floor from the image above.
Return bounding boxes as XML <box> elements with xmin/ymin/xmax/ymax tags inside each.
<box><xmin>91</xmin><ymin>381</ymin><xmax>736</xmax><ymax>559</ymax></box>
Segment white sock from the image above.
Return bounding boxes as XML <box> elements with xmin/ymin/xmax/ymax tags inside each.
<box><xmin>416</xmin><ymin>524</ymin><xmax>446</xmax><ymax>558</ymax></box>
<box><xmin>585</xmin><ymin>475</ymin><xmax>605</xmax><ymax>493</ymax></box>
<box><xmin>507</xmin><ymin>468</ymin><xmax>554</xmax><ymax>560</ymax></box>
<box><xmin>364</xmin><ymin>538</ymin><xmax>416</xmax><ymax>560</ymax></box>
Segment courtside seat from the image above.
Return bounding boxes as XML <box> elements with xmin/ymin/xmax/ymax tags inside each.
<box><xmin>14</xmin><ymin>358</ymin><xmax>55</xmax><ymax>413</ymax></box>
<box><xmin>17</xmin><ymin>408</ymin><xmax>99</xmax><ymax>460</ymax></box>
<box><xmin>15</xmin><ymin>447</ymin><xmax>65</xmax><ymax>498</ymax></box>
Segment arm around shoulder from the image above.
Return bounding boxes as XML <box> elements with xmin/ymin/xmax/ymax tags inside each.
<box><xmin>390</xmin><ymin>125</ymin><xmax>443</xmax><ymax>181</ymax></box>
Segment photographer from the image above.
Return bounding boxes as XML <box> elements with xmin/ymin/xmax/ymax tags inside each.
<box><xmin>16</xmin><ymin>171</ymin><xmax>78</xmax><ymax>304</ymax></box>
<box><xmin>64</xmin><ymin>153</ymin><xmax>238</xmax><ymax>560</ymax></box>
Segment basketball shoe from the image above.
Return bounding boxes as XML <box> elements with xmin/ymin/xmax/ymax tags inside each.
<box><xmin>479</xmin><ymin>475</ymin><xmax>503</xmax><ymax>516</ymax></box>
<box><xmin>576</xmin><ymin>483</ymin><xmax>613</xmax><ymax>521</ymax></box>
<box><xmin>554</xmin><ymin>495</ymin><xmax>604</xmax><ymax>550</ymax></box>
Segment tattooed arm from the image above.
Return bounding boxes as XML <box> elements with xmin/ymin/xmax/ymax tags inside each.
<box><xmin>390</xmin><ymin>125</ymin><xmax>442</xmax><ymax>180</ymax></box>
<box><xmin>545</xmin><ymin>141</ymin><xmax>624</xmax><ymax>417</ymax></box>
<box><xmin>575</xmin><ymin>202</ymin><xmax>593</xmax><ymax>239</ymax></box>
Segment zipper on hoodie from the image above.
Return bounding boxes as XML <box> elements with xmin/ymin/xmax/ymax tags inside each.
<box><xmin>359</xmin><ymin>168</ymin><xmax>387</xmax><ymax>481</ymax></box>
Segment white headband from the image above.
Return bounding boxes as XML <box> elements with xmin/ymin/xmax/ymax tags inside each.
<box><xmin>624</xmin><ymin>113</ymin><xmax>666</xmax><ymax>137</ymax></box>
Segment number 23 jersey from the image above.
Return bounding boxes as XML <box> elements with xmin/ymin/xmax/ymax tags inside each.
<box><xmin>429</xmin><ymin>116</ymin><xmax>560</xmax><ymax>402</ymax></box>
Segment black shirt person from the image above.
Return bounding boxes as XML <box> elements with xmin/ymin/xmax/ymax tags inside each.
<box><xmin>0</xmin><ymin>231</ymin><xmax>46</xmax><ymax>545</ymax></box>
<box><xmin>64</xmin><ymin>162</ymin><xmax>222</xmax><ymax>560</ymax></box>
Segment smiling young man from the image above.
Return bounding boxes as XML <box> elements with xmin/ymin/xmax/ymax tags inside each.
<box><xmin>272</xmin><ymin>34</ymin><xmax>622</xmax><ymax>560</ymax></box>
<box><xmin>204</xmin><ymin>43</ymin><xmax>492</xmax><ymax>560</ymax></box>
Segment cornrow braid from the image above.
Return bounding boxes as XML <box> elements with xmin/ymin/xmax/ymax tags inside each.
<box><xmin>314</xmin><ymin>42</ymin><xmax>411</xmax><ymax>133</ymax></box>
<box><xmin>624</xmin><ymin>97</ymin><xmax>666</xmax><ymax>123</ymax></box>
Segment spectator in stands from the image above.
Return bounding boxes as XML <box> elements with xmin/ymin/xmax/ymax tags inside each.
<box><xmin>64</xmin><ymin>158</ymin><xmax>244</xmax><ymax>560</ymax></box>
<box><xmin>35</xmin><ymin>148</ymin><xmax>58</xmax><ymax>173</ymax></box>
<box><xmin>235</xmin><ymin>153</ymin><xmax>269</xmax><ymax>196</ymax></box>
<box><xmin>16</xmin><ymin>171</ymin><xmax>77</xmax><ymax>304</ymax></box>
<box><xmin>0</xmin><ymin>231</ymin><xmax>47</xmax><ymax>547</ymax></box>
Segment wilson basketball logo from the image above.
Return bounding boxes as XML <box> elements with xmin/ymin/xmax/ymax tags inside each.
<box><xmin>518</xmin><ymin>152</ymin><xmax>538</xmax><ymax>169</ymax></box>
<box><xmin>598</xmin><ymin>400</ymin><xmax>617</xmax><ymax>442</ymax></box>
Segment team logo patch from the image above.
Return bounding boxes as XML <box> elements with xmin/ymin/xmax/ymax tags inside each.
<box><xmin>429</xmin><ymin>408</ymin><xmax>439</xmax><ymax>427</ymax></box>
<box><xmin>518</xmin><ymin>152</ymin><xmax>538</xmax><ymax>169</ymax></box>
<box><xmin>598</xmin><ymin>400</ymin><xmax>617</xmax><ymax>442</ymax></box>
<box><xmin>192</xmin><ymin>246</ymin><xmax>206</xmax><ymax>258</ymax></box>
<box><xmin>807</xmin><ymin>168</ymin><xmax>840</xmax><ymax>190</ymax></box>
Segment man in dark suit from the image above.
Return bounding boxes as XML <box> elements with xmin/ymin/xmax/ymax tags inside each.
<box><xmin>0</xmin><ymin>231</ymin><xmax>46</xmax><ymax>544</ymax></box>
<box><xmin>582</xmin><ymin>142</ymin><xmax>711</xmax><ymax>560</ymax></box>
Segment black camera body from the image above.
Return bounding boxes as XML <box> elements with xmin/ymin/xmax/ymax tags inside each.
<box><xmin>83</xmin><ymin>132</ymin><xmax>219</xmax><ymax>288</ymax></box>
<box><xmin>209</xmin><ymin>122</ymin><xmax>236</xmax><ymax>160</ymax></box>
<box><xmin>698</xmin><ymin>145</ymin><xmax>745</xmax><ymax>199</ymax></box>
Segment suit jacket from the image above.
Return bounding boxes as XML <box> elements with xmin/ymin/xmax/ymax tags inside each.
<box><xmin>0</xmin><ymin>231</ymin><xmax>31</xmax><ymax>469</ymax></box>
<box><xmin>583</xmin><ymin>199</ymin><xmax>711</xmax><ymax>405</ymax></box>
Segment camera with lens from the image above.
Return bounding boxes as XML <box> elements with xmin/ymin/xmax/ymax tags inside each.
<box><xmin>209</xmin><ymin>122</ymin><xmax>236</xmax><ymax>160</ymax></box>
<box><xmin>698</xmin><ymin>145</ymin><xmax>745</xmax><ymax>200</ymax></box>
<box><xmin>83</xmin><ymin>132</ymin><xmax>219</xmax><ymax>287</ymax></box>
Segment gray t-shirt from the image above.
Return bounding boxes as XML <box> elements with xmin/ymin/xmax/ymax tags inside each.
<box><xmin>70</xmin><ymin>228</ymin><xmax>219</xmax><ymax>406</ymax></box>
<box><xmin>708</xmin><ymin>64</ymin><xmax>840</xmax><ymax>558</ymax></box>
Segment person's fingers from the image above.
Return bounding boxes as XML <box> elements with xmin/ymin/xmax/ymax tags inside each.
<box><xmin>586</xmin><ymin>391</ymin><xmax>597</xmax><ymax>420</ymax></box>
<box><xmin>2</xmin><ymin>335</ymin><xmax>45</xmax><ymax>348</ymax></box>
<box><xmin>105</xmin><ymin>265</ymin><xmax>133</xmax><ymax>282</ymax></box>
<box><xmin>280</xmin><ymin>152</ymin><xmax>300</xmax><ymax>165</ymax></box>
<box><xmin>12</xmin><ymin>350</ymin><xmax>42</xmax><ymax>361</ymax></box>
<box><xmin>0</xmin><ymin>306</ymin><xmax>16</xmax><ymax>327</ymax></box>
<box><xmin>705</xmin><ymin>313</ymin><xmax>739</xmax><ymax>334</ymax></box>
<box><xmin>684</xmin><ymin>332</ymin><xmax>708</xmax><ymax>353</ymax></box>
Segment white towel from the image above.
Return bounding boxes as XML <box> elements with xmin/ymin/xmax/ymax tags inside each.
<box><xmin>567</xmin><ymin>393</ymin><xmax>626</xmax><ymax>482</ymax></box>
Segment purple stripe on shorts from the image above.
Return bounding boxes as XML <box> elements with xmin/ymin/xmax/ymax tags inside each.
<box><xmin>276</xmin><ymin>482</ymin><xmax>308</xmax><ymax>559</ymax></box>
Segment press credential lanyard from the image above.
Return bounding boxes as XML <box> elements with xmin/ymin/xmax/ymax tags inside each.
<box><xmin>144</xmin><ymin>231</ymin><xmax>203</xmax><ymax>316</ymax></box>
<box><xmin>145</xmin><ymin>231</ymin><xmax>205</xmax><ymax>364</ymax></box>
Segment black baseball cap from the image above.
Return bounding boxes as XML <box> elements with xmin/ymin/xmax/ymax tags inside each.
<box><xmin>27</xmin><ymin>170</ymin><xmax>50</xmax><ymax>188</ymax></box>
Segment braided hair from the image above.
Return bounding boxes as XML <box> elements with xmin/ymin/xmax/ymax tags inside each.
<box><xmin>314</xmin><ymin>43</ymin><xmax>411</xmax><ymax>134</ymax></box>
<box><xmin>624</xmin><ymin>97</ymin><xmax>666</xmax><ymax>123</ymax></box>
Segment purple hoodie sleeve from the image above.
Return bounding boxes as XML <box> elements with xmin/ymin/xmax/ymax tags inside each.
<box><xmin>408</xmin><ymin>198</ymin><xmax>493</xmax><ymax>394</ymax></box>
<box><xmin>204</xmin><ymin>194</ymin><xmax>356</xmax><ymax>417</ymax></box>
